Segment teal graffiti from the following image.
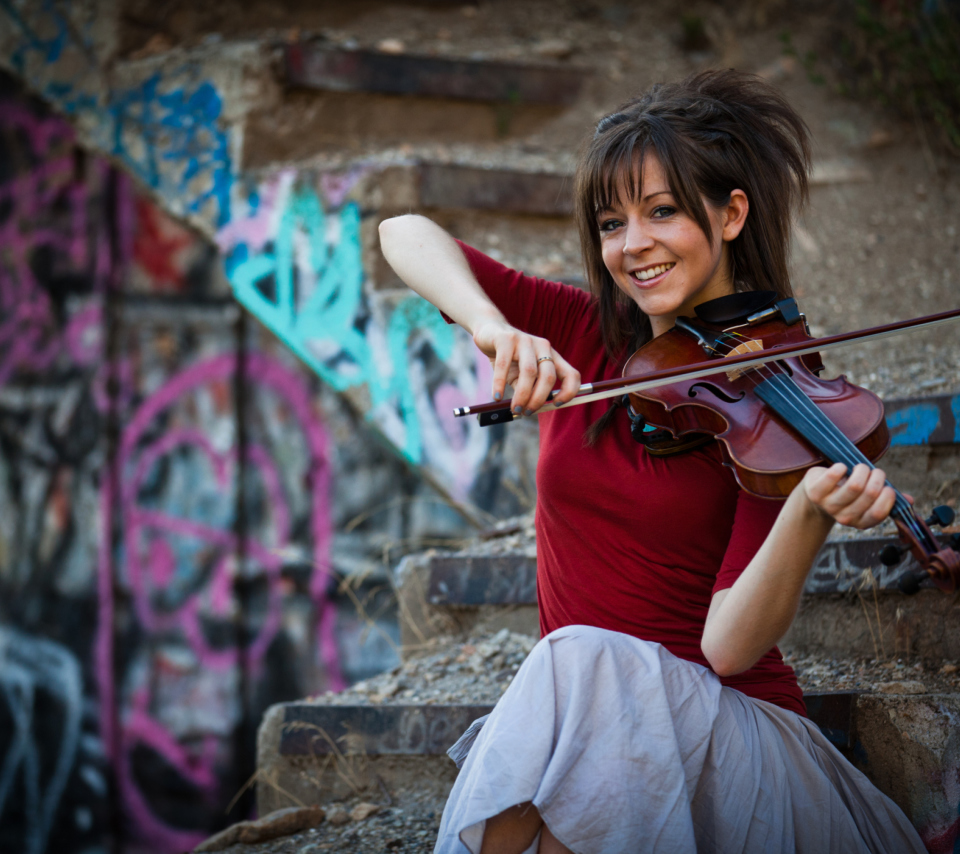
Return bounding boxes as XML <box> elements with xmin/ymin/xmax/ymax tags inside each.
<box><xmin>229</xmin><ymin>187</ymin><xmax>371</xmax><ymax>389</ymax></box>
<box><xmin>226</xmin><ymin>183</ymin><xmax>452</xmax><ymax>463</ymax></box>
<box><xmin>387</xmin><ymin>297</ymin><xmax>455</xmax><ymax>461</ymax></box>
<box><xmin>952</xmin><ymin>395</ymin><xmax>960</xmax><ymax>443</ymax></box>
<box><xmin>887</xmin><ymin>403</ymin><xmax>942</xmax><ymax>446</ymax></box>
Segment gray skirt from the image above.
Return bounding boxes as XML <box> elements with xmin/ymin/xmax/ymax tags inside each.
<box><xmin>435</xmin><ymin>625</ymin><xmax>925</xmax><ymax>854</ymax></box>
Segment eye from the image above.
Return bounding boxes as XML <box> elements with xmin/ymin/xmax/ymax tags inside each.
<box><xmin>652</xmin><ymin>205</ymin><xmax>676</xmax><ymax>218</ymax></box>
<box><xmin>599</xmin><ymin>217</ymin><xmax>624</xmax><ymax>233</ymax></box>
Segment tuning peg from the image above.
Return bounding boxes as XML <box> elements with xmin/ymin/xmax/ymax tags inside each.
<box><xmin>925</xmin><ymin>505</ymin><xmax>956</xmax><ymax>528</ymax></box>
<box><xmin>879</xmin><ymin>543</ymin><xmax>906</xmax><ymax>566</ymax></box>
<box><xmin>898</xmin><ymin>570</ymin><xmax>926</xmax><ymax>595</ymax></box>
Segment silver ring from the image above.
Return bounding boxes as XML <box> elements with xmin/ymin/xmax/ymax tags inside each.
<box><xmin>537</xmin><ymin>356</ymin><xmax>554</xmax><ymax>364</ymax></box>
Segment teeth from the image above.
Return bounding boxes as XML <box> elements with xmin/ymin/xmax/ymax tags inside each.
<box><xmin>635</xmin><ymin>263</ymin><xmax>674</xmax><ymax>281</ymax></box>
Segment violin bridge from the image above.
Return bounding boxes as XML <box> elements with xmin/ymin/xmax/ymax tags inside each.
<box><xmin>724</xmin><ymin>339</ymin><xmax>763</xmax><ymax>381</ymax></box>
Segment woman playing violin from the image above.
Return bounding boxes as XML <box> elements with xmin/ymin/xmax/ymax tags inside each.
<box><xmin>379</xmin><ymin>70</ymin><xmax>924</xmax><ymax>854</ymax></box>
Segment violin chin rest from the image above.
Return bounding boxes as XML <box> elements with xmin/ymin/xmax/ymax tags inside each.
<box><xmin>694</xmin><ymin>290</ymin><xmax>778</xmax><ymax>325</ymax></box>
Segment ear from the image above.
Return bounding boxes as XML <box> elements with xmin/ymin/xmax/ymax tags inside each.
<box><xmin>721</xmin><ymin>189</ymin><xmax>749</xmax><ymax>242</ymax></box>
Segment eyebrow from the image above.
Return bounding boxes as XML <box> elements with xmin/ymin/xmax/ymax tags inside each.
<box><xmin>596</xmin><ymin>189</ymin><xmax>673</xmax><ymax>214</ymax></box>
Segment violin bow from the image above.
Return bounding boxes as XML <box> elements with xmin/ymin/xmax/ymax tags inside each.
<box><xmin>453</xmin><ymin>307</ymin><xmax>960</xmax><ymax>422</ymax></box>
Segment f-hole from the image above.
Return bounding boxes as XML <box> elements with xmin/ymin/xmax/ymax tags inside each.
<box><xmin>688</xmin><ymin>382</ymin><xmax>747</xmax><ymax>404</ymax></box>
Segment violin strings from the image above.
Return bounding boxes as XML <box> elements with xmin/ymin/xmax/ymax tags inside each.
<box><xmin>711</xmin><ymin>330</ymin><xmax>932</xmax><ymax>547</ymax></box>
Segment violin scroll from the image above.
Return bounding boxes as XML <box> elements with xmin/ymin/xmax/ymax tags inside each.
<box><xmin>885</xmin><ymin>504</ymin><xmax>960</xmax><ymax>595</ymax></box>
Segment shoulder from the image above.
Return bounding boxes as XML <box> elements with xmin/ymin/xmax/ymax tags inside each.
<box><xmin>456</xmin><ymin>240</ymin><xmax>596</xmax><ymax>315</ymax></box>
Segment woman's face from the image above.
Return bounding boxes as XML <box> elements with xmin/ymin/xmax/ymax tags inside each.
<box><xmin>596</xmin><ymin>153</ymin><xmax>748</xmax><ymax>337</ymax></box>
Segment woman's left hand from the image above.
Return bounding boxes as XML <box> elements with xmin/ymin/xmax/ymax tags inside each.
<box><xmin>801</xmin><ymin>462</ymin><xmax>898</xmax><ymax>530</ymax></box>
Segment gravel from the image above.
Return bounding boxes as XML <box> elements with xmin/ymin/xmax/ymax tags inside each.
<box><xmin>210</xmin><ymin>802</ymin><xmax>442</xmax><ymax>854</ymax></box>
<box><xmin>312</xmin><ymin>626</ymin><xmax>537</xmax><ymax>707</ymax></box>
<box><xmin>786</xmin><ymin>651</ymin><xmax>960</xmax><ymax>695</ymax></box>
<box><xmin>308</xmin><ymin>624</ymin><xmax>960</xmax><ymax>711</ymax></box>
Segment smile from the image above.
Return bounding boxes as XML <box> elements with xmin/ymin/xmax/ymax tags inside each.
<box><xmin>630</xmin><ymin>262</ymin><xmax>675</xmax><ymax>284</ymax></box>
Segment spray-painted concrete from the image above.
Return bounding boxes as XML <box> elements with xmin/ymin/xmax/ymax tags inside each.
<box><xmin>0</xmin><ymin>69</ymin><xmax>425</xmax><ymax>854</ymax></box>
<box><xmin>0</xmin><ymin>1</ymin><xmax>543</xmax><ymax>522</ymax></box>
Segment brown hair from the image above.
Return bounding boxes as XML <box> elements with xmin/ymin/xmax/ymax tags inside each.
<box><xmin>576</xmin><ymin>69</ymin><xmax>811</xmax><ymax>443</ymax></box>
<box><xmin>576</xmin><ymin>68</ymin><xmax>811</xmax><ymax>359</ymax></box>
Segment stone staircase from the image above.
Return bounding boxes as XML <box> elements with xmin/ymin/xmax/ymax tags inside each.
<box><xmin>258</xmin><ymin>451</ymin><xmax>960</xmax><ymax>850</ymax></box>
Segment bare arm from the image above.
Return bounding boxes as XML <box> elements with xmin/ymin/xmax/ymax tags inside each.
<box><xmin>378</xmin><ymin>214</ymin><xmax>580</xmax><ymax>410</ymax></box>
<box><xmin>702</xmin><ymin>463</ymin><xmax>896</xmax><ymax>676</ymax></box>
<box><xmin>379</xmin><ymin>214</ymin><xmax>505</xmax><ymax>335</ymax></box>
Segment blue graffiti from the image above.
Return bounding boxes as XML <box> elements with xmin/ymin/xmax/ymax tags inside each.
<box><xmin>952</xmin><ymin>395</ymin><xmax>960</xmax><ymax>443</ymax></box>
<box><xmin>0</xmin><ymin>1</ymin><xmax>233</xmax><ymax>226</ymax></box>
<box><xmin>887</xmin><ymin>403</ymin><xmax>942</xmax><ymax>446</ymax></box>
<box><xmin>387</xmin><ymin>296</ymin><xmax>455</xmax><ymax>460</ymax></box>
<box><xmin>0</xmin><ymin>627</ymin><xmax>83</xmax><ymax>854</ymax></box>
<box><xmin>226</xmin><ymin>183</ymin><xmax>454</xmax><ymax>464</ymax></box>
<box><xmin>107</xmin><ymin>77</ymin><xmax>232</xmax><ymax>227</ymax></box>
<box><xmin>2</xmin><ymin>0</ymin><xmax>71</xmax><ymax>76</ymax></box>
<box><xmin>227</xmin><ymin>187</ymin><xmax>371</xmax><ymax>390</ymax></box>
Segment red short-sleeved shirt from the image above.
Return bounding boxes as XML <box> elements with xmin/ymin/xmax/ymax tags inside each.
<box><xmin>458</xmin><ymin>241</ymin><xmax>806</xmax><ymax>716</ymax></box>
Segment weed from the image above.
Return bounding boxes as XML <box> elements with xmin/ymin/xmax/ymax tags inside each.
<box><xmin>779</xmin><ymin>32</ymin><xmax>827</xmax><ymax>87</ymax></box>
<box><xmin>841</xmin><ymin>0</ymin><xmax>960</xmax><ymax>153</ymax></box>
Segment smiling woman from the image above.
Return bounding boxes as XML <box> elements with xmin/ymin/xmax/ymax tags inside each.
<box><xmin>594</xmin><ymin>156</ymin><xmax>748</xmax><ymax>337</ymax></box>
<box><xmin>378</xmin><ymin>70</ymin><xmax>925</xmax><ymax>854</ymax></box>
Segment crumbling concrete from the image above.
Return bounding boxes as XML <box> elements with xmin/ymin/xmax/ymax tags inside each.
<box><xmin>854</xmin><ymin>694</ymin><xmax>960</xmax><ymax>851</ymax></box>
<box><xmin>256</xmin><ymin>703</ymin><xmax>459</xmax><ymax>817</ymax></box>
<box><xmin>784</xmin><ymin>590</ymin><xmax>960</xmax><ymax>663</ymax></box>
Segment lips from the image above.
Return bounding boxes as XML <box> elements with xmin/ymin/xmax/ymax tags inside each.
<box><xmin>629</xmin><ymin>262</ymin><xmax>675</xmax><ymax>287</ymax></box>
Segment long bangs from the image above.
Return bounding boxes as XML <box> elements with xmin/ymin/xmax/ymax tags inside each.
<box><xmin>579</xmin><ymin>122</ymin><xmax>715</xmax><ymax>249</ymax></box>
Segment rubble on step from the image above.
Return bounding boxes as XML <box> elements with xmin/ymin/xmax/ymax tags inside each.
<box><xmin>785</xmin><ymin>652</ymin><xmax>960</xmax><ymax>695</ymax></box>
<box><xmin>314</xmin><ymin>627</ymin><xmax>536</xmax><ymax>707</ymax></box>
<box><xmin>193</xmin><ymin>798</ymin><xmax>439</xmax><ymax>854</ymax></box>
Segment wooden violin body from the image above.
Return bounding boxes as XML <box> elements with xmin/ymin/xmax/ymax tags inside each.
<box><xmin>620</xmin><ymin>293</ymin><xmax>958</xmax><ymax>594</ymax></box>
<box><xmin>622</xmin><ymin>314</ymin><xmax>890</xmax><ymax>498</ymax></box>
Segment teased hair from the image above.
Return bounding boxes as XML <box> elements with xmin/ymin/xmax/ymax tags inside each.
<box><xmin>575</xmin><ymin>69</ymin><xmax>811</xmax><ymax>361</ymax></box>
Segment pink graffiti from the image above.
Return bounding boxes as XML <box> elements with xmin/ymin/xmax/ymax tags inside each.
<box><xmin>0</xmin><ymin>100</ymin><xmax>110</xmax><ymax>387</ymax></box>
<box><xmin>431</xmin><ymin>347</ymin><xmax>494</xmax><ymax>497</ymax></box>
<box><xmin>97</xmin><ymin>351</ymin><xmax>341</xmax><ymax>852</ymax></box>
<box><xmin>319</xmin><ymin>166</ymin><xmax>370</xmax><ymax>208</ymax></box>
<box><xmin>214</xmin><ymin>170</ymin><xmax>295</xmax><ymax>254</ymax></box>
<box><xmin>115</xmin><ymin>687</ymin><xmax>222</xmax><ymax>852</ymax></box>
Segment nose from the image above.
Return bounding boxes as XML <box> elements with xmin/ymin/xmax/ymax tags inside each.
<box><xmin>622</xmin><ymin>216</ymin><xmax>654</xmax><ymax>256</ymax></box>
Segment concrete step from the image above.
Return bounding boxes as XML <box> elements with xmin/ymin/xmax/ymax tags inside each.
<box><xmin>394</xmin><ymin>533</ymin><xmax>960</xmax><ymax>662</ymax></box>
<box><xmin>284</xmin><ymin>42</ymin><xmax>589</xmax><ymax>106</ymax></box>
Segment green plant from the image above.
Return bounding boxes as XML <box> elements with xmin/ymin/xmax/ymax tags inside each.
<box><xmin>779</xmin><ymin>32</ymin><xmax>827</xmax><ymax>87</ymax></box>
<box><xmin>845</xmin><ymin>0</ymin><xmax>960</xmax><ymax>152</ymax></box>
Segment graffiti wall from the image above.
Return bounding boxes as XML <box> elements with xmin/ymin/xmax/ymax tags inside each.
<box><xmin>218</xmin><ymin>170</ymin><xmax>507</xmax><ymax>512</ymax></box>
<box><xmin>0</xmin><ymin>72</ymin><xmax>358</xmax><ymax>853</ymax></box>
<box><xmin>0</xmin><ymin>0</ymin><xmax>536</xmax><ymax>525</ymax></box>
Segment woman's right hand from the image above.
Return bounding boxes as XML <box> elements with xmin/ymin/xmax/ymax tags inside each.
<box><xmin>471</xmin><ymin>319</ymin><xmax>581</xmax><ymax>415</ymax></box>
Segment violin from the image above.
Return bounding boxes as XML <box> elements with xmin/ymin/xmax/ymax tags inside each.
<box><xmin>454</xmin><ymin>292</ymin><xmax>960</xmax><ymax>596</ymax></box>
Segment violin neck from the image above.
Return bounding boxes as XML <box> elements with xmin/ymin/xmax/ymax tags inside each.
<box><xmin>753</xmin><ymin>369</ymin><xmax>937</xmax><ymax>552</ymax></box>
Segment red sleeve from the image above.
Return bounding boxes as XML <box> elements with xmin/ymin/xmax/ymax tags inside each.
<box><xmin>448</xmin><ymin>240</ymin><xmax>597</xmax><ymax>358</ymax></box>
<box><xmin>712</xmin><ymin>491</ymin><xmax>784</xmax><ymax>593</ymax></box>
